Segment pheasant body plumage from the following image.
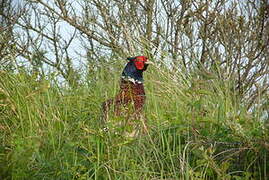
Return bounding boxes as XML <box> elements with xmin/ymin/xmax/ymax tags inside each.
<box><xmin>102</xmin><ymin>56</ymin><xmax>150</xmax><ymax>134</ymax></box>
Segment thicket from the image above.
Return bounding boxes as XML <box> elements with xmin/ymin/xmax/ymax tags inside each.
<box><xmin>1</xmin><ymin>61</ymin><xmax>269</xmax><ymax>179</ymax></box>
<box><xmin>0</xmin><ymin>0</ymin><xmax>269</xmax><ymax>179</ymax></box>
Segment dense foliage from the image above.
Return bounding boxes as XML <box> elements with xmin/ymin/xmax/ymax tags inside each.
<box><xmin>1</xmin><ymin>0</ymin><xmax>268</xmax><ymax>179</ymax></box>
<box><xmin>0</xmin><ymin>62</ymin><xmax>268</xmax><ymax>179</ymax></box>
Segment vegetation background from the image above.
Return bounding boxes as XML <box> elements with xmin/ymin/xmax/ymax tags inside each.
<box><xmin>0</xmin><ymin>0</ymin><xmax>269</xmax><ymax>179</ymax></box>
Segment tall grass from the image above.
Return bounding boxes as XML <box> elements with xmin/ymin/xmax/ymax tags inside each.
<box><xmin>0</xmin><ymin>62</ymin><xmax>268</xmax><ymax>179</ymax></box>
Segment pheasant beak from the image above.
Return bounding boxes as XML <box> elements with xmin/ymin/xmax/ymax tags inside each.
<box><xmin>133</xmin><ymin>56</ymin><xmax>154</xmax><ymax>70</ymax></box>
<box><xmin>145</xmin><ymin>60</ymin><xmax>154</xmax><ymax>65</ymax></box>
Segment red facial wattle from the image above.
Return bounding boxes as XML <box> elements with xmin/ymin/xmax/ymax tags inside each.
<box><xmin>135</xmin><ymin>61</ymin><xmax>144</xmax><ymax>70</ymax></box>
<box><xmin>134</xmin><ymin>56</ymin><xmax>147</xmax><ymax>70</ymax></box>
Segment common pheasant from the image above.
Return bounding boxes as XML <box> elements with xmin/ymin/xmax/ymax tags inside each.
<box><xmin>102</xmin><ymin>56</ymin><xmax>151</xmax><ymax>134</ymax></box>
